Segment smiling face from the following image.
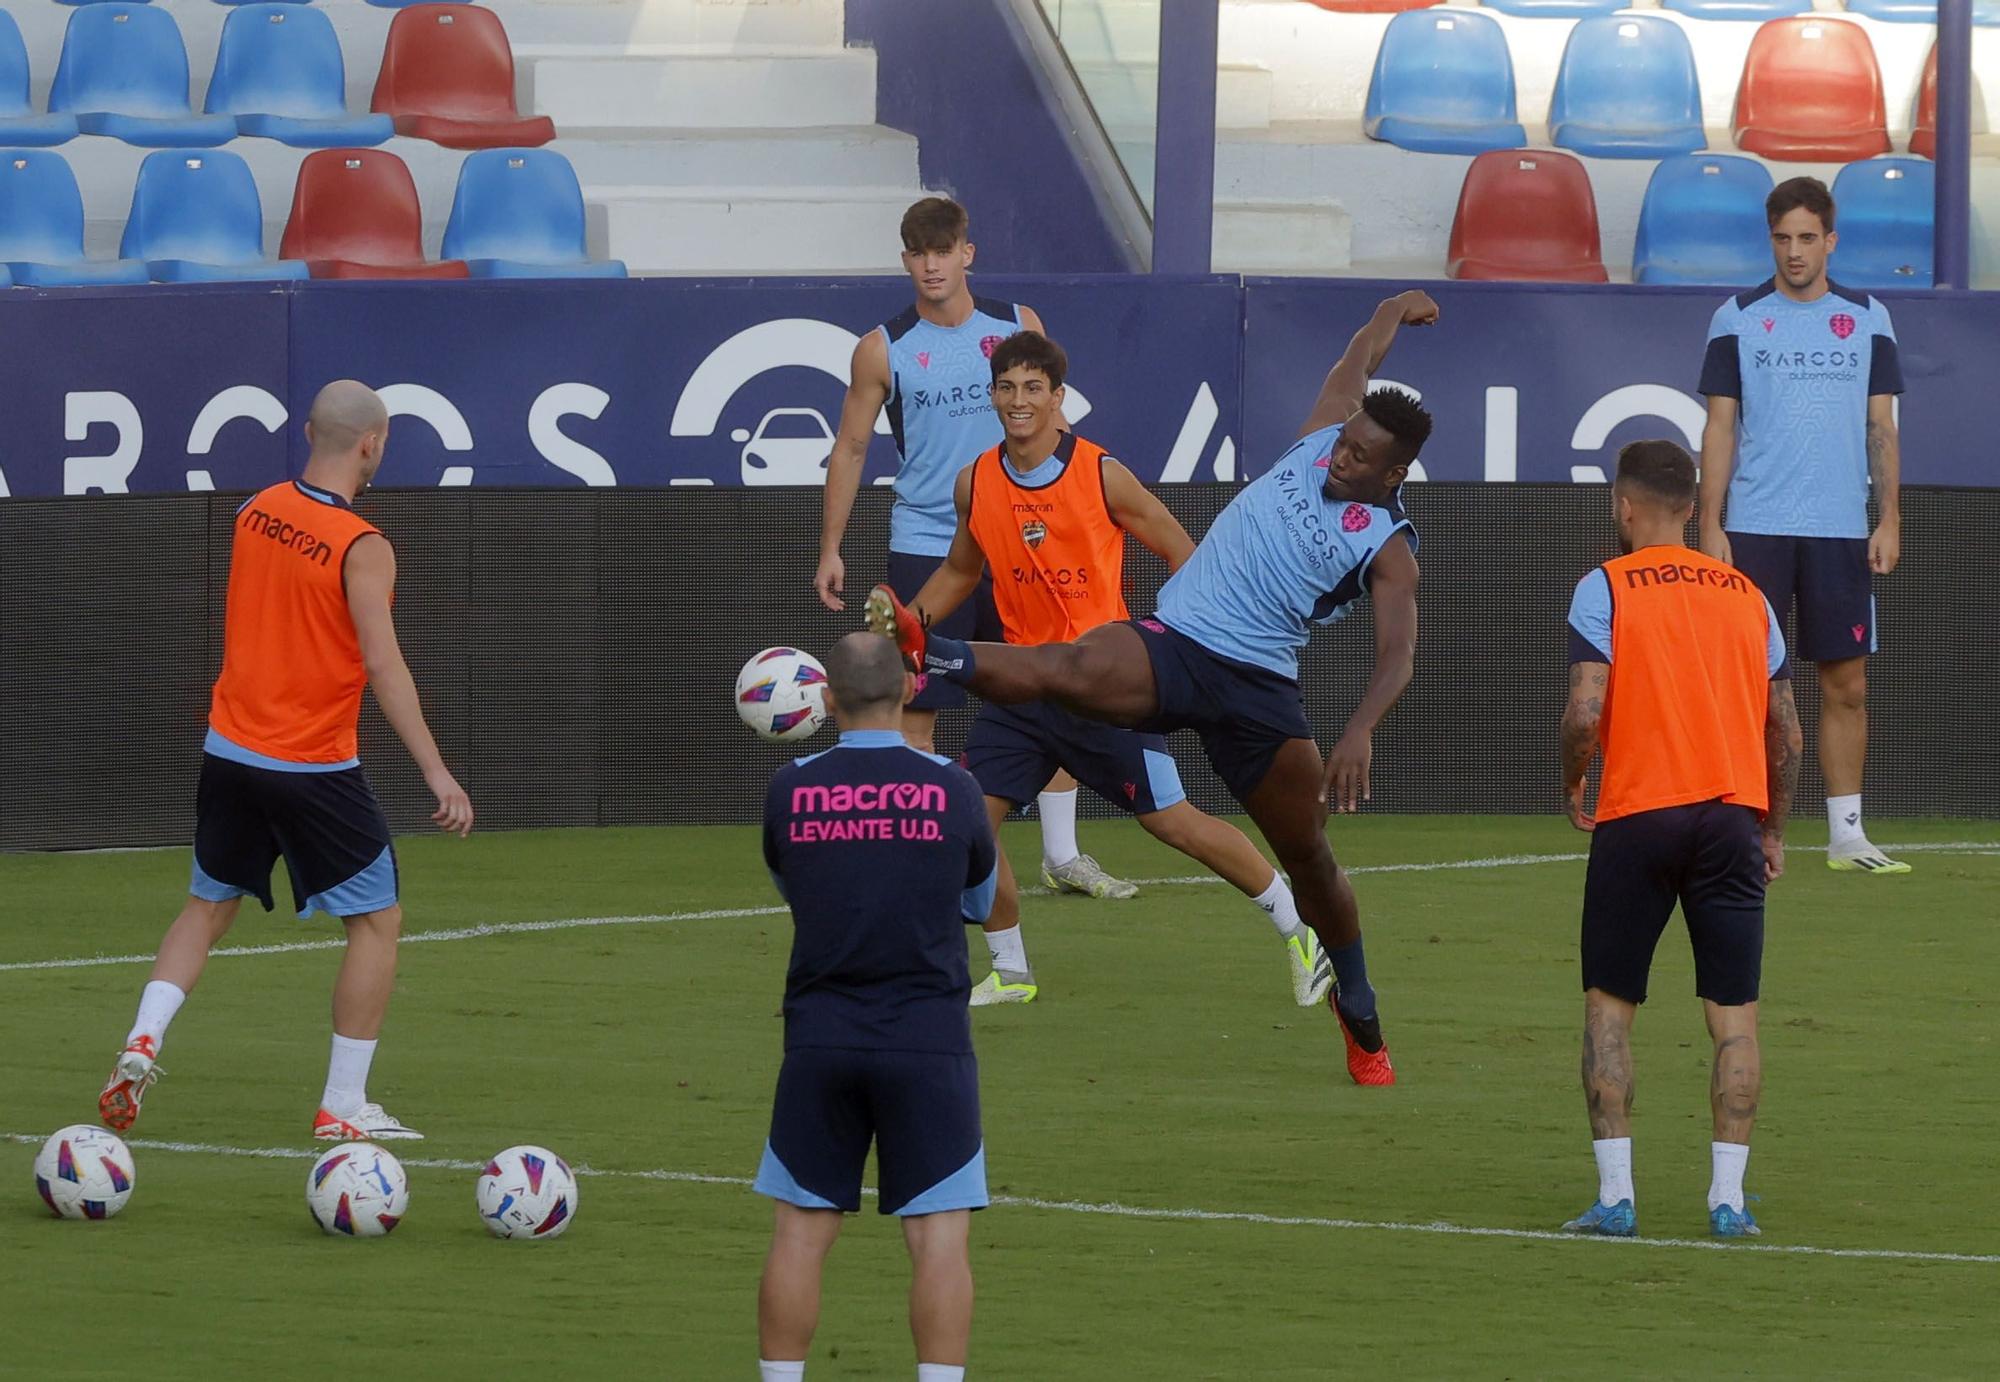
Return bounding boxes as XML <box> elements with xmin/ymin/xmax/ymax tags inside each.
<box><xmin>1770</xmin><ymin>206</ymin><xmax>1835</xmax><ymax>295</ymax></box>
<box><xmin>901</xmin><ymin>237</ymin><xmax>974</xmax><ymax>308</ymax></box>
<box><xmin>990</xmin><ymin>363</ymin><xmax>1064</xmax><ymax>449</ymax></box>
<box><xmin>1323</xmin><ymin>410</ymin><xmax>1411</xmax><ymax>505</ymax></box>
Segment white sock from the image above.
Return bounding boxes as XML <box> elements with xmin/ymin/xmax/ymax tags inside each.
<box><xmin>1708</xmin><ymin>1141</ymin><xmax>1750</xmax><ymax>1213</ymax></box>
<box><xmin>1827</xmin><ymin>794</ymin><xmax>1865</xmax><ymax>848</ymax></box>
<box><xmin>917</xmin><ymin>1367</ymin><xmax>965</xmax><ymax>1382</ymax></box>
<box><xmin>984</xmin><ymin>924</ymin><xmax>1029</xmax><ymax>976</ymax></box>
<box><xmin>321</xmin><ymin>1034</ymin><xmax>378</xmax><ymax>1116</ymax></box>
<box><xmin>1592</xmin><ymin>1136</ymin><xmax>1634</xmax><ymax>1208</ymax></box>
<box><xmin>1038</xmin><ymin>788</ymin><xmax>1079</xmax><ymax>868</ymax></box>
<box><xmin>126</xmin><ymin>980</ymin><xmax>187</xmax><ymax>1050</ymax></box>
<box><xmin>1249</xmin><ymin>873</ymin><xmax>1303</xmax><ymax>938</ymax></box>
<box><xmin>760</xmin><ymin>1362</ymin><xmax>805</xmax><ymax>1381</ymax></box>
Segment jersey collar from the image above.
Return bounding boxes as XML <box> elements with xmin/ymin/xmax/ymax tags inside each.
<box><xmin>837</xmin><ymin>729</ymin><xmax>906</xmax><ymax>749</ymax></box>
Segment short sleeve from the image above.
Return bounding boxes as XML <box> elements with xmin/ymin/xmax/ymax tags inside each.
<box><xmin>1567</xmin><ymin>568</ymin><xmax>1613</xmax><ymax>665</ymax></box>
<box><xmin>1867</xmin><ymin>300</ymin><xmax>1904</xmax><ymax>395</ymax></box>
<box><xmin>1698</xmin><ymin>303</ymin><xmax>1742</xmax><ymax>399</ymax></box>
<box><xmin>1762</xmin><ymin>594</ymin><xmax>1791</xmax><ymax>680</ymax></box>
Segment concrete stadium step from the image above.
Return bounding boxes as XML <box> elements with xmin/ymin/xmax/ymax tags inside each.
<box><xmin>518</xmin><ymin>48</ymin><xmax>879</xmax><ymax>128</ymax></box>
<box><xmin>1213</xmin><ymin>199</ymin><xmax>1353</xmax><ymax>276</ymax></box>
<box><xmin>588</xmin><ymin>184</ymin><xmax>917</xmax><ymax>273</ymax></box>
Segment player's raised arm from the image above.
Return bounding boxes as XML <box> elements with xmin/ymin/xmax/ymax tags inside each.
<box><xmin>816</xmin><ymin>330</ymin><xmax>894</xmax><ymax>612</ymax></box>
<box><xmin>908</xmin><ymin>464</ymin><xmax>987</xmax><ymax>626</ymax></box>
<box><xmin>1300</xmin><ymin>290</ymin><xmax>1439</xmax><ymax>440</ymax></box>
<box><xmin>1865</xmin><ymin>393</ymin><xmax>1901</xmax><ymax>574</ymax></box>
<box><xmin>345</xmin><ymin>535</ymin><xmax>473</xmax><ymax>836</ymax></box>
<box><xmin>1321</xmin><ymin>535</ymin><xmax>1419</xmax><ymax>812</ymax></box>
<box><xmin>1100</xmin><ymin>457</ymin><xmax>1195</xmax><ymax>571</ymax></box>
<box><xmin>1697</xmin><ymin>395</ymin><xmax>1739</xmax><ymax>565</ymax></box>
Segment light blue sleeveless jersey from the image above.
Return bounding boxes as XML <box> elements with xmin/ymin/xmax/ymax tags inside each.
<box><xmin>1155</xmin><ymin>422</ymin><xmax>1417</xmax><ymax>680</ymax></box>
<box><xmin>880</xmin><ymin>297</ymin><xmax>1023</xmax><ymax>557</ymax></box>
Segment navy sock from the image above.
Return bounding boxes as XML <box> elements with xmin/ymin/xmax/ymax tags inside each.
<box><xmin>922</xmin><ymin>631</ymin><xmax>976</xmax><ymax>684</ymax></box>
<box><xmin>1329</xmin><ymin>940</ymin><xmax>1376</xmax><ymax>1020</ymax></box>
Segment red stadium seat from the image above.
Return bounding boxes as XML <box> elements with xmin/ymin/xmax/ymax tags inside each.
<box><xmin>1732</xmin><ymin>17</ymin><xmax>1890</xmax><ymax>163</ymax></box>
<box><xmin>370</xmin><ymin>4</ymin><xmax>554</xmax><ymax>149</ymax></box>
<box><xmin>1910</xmin><ymin>43</ymin><xmax>1936</xmax><ymax>159</ymax></box>
<box><xmin>1446</xmin><ymin>149</ymin><xmax>1608</xmax><ymax>282</ymax></box>
<box><xmin>1302</xmin><ymin>1</ymin><xmax>1441</xmax><ymax>11</ymax></box>
<box><xmin>279</xmin><ymin>147</ymin><xmax>469</xmax><ymax>278</ymax></box>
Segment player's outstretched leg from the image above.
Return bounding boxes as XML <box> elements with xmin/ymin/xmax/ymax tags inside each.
<box><xmin>312</xmin><ymin>905</ymin><xmax>424</xmax><ymax>1142</ymax></box>
<box><xmin>1137</xmin><ymin>802</ymin><xmax>1331</xmax><ymax>1007</ymax></box>
<box><xmin>99</xmin><ymin>896</ymin><xmax>241</xmax><ymax>1132</ymax></box>
<box><xmin>1241</xmin><ymin>739</ymin><xmax>1393</xmax><ymax>1084</ymax></box>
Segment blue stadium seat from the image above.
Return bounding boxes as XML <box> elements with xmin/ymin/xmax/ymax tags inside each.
<box><xmin>1550</xmin><ymin>16</ymin><xmax>1705</xmax><ymax>159</ymax></box>
<box><xmin>1481</xmin><ymin>0</ymin><xmax>1623</xmax><ymax>15</ymax></box>
<box><xmin>1843</xmin><ymin>0</ymin><xmax>2000</xmax><ymax>19</ymax></box>
<box><xmin>0</xmin><ymin>13</ymin><xmax>80</xmax><ymax>146</ymax></box>
<box><xmin>1632</xmin><ymin>153</ymin><xmax>1774</xmax><ymax>285</ymax></box>
<box><xmin>120</xmin><ymin>150</ymin><xmax>309</xmax><ymax>281</ymax></box>
<box><xmin>1661</xmin><ymin>0</ymin><xmax>1810</xmax><ymax>18</ymax></box>
<box><xmin>1831</xmin><ymin>157</ymin><xmax>1934</xmax><ymax>288</ymax></box>
<box><xmin>1364</xmin><ymin>9</ymin><xmax>1526</xmax><ymax>155</ymax></box>
<box><xmin>441</xmin><ymin>149</ymin><xmax>627</xmax><ymax>278</ymax></box>
<box><xmin>49</xmin><ymin>7</ymin><xmax>238</xmax><ymax>147</ymax></box>
<box><xmin>0</xmin><ymin>150</ymin><xmax>150</xmax><ymax>285</ymax></box>
<box><xmin>205</xmin><ymin>5</ymin><xmax>395</xmax><ymax>146</ymax></box>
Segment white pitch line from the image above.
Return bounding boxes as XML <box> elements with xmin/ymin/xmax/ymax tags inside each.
<box><xmin>3</xmin><ymin>842</ymin><xmax>1995</xmax><ymax>976</ymax></box>
<box><xmin>5</xmin><ymin>1132</ymin><xmax>1994</xmax><ymax>1267</ymax></box>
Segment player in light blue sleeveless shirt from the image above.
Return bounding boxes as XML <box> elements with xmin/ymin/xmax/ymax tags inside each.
<box><xmin>867</xmin><ymin>290</ymin><xmax>1443</xmax><ymax>1086</ymax></box>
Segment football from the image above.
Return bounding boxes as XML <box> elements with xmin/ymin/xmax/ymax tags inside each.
<box><xmin>476</xmin><ymin>1144</ymin><xmax>579</xmax><ymax>1241</ymax></box>
<box><xmin>735</xmin><ymin>647</ymin><xmax>829</xmax><ymax>743</ymax></box>
<box><xmin>34</xmin><ymin>1125</ymin><xmax>135</xmax><ymax>1220</ymax></box>
<box><xmin>307</xmin><ymin>1143</ymin><xmax>410</xmax><ymax>1238</ymax></box>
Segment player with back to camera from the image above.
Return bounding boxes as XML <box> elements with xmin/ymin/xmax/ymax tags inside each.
<box><xmin>1698</xmin><ymin>175</ymin><xmax>1907</xmax><ymax>874</ymax></box>
<box><xmin>867</xmin><ymin>290</ymin><xmax>1441</xmax><ymax>1086</ymax></box>
<box><xmin>97</xmin><ymin>381</ymin><xmax>474</xmax><ymax>1144</ymax></box>
<box><xmin>1559</xmin><ymin>440</ymin><xmax>1801</xmax><ymax>1239</ymax></box>
<box><xmin>755</xmin><ymin>632</ymin><xmax>997</xmax><ymax>1382</ymax></box>
<box><xmin>815</xmin><ymin>195</ymin><xmax>1139</xmax><ymax>903</ymax></box>
<box><xmin>906</xmin><ymin>328</ymin><xmax>1332</xmax><ymax>1009</ymax></box>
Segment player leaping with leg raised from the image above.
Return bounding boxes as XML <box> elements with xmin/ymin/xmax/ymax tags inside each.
<box><xmin>867</xmin><ymin>291</ymin><xmax>1439</xmax><ymax>1085</ymax></box>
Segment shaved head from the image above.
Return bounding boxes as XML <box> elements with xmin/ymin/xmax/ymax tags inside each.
<box><xmin>823</xmin><ymin>632</ymin><xmax>908</xmax><ymax>722</ymax></box>
<box><xmin>306</xmin><ymin>380</ymin><xmax>389</xmax><ymax>459</ymax></box>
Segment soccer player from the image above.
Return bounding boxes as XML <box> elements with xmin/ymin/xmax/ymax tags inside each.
<box><xmin>1559</xmin><ymin>440</ymin><xmax>1801</xmax><ymax>1239</ymax></box>
<box><xmin>756</xmin><ymin>633</ymin><xmax>995</xmax><ymax>1382</ymax></box>
<box><xmin>867</xmin><ymin>290</ymin><xmax>1441</xmax><ymax>1086</ymax></box>
<box><xmin>815</xmin><ymin>194</ymin><xmax>1136</xmax><ymax>902</ymax></box>
<box><xmin>1697</xmin><ymin>175</ymin><xmax>1907</xmax><ymax>874</ymax></box>
<box><xmin>908</xmin><ymin>330</ymin><xmax>1330</xmax><ymax>1009</ymax></box>
<box><xmin>97</xmin><ymin>381</ymin><xmax>474</xmax><ymax>1143</ymax></box>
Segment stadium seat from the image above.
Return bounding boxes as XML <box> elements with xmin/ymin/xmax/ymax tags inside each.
<box><xmin>120</xmin><ymin>150</ymin><xmax>309</xmax><ymax>281</ymax></box>
<box><xmin>280</xmin><ymin>148</ymin><xmax>469</xmax><ymax>278</ymax></box>
<box><xmin>48</xmin><ymin>7</ymin><xmax>238</xmax><ymax>147</ymax></box>
<box><xmin>1482</xmin><ymin>0</ymin><xmax>1624</xmax><ymax>16</ymax></box>
<box><xmin>1841</xmin><ymin>0</ymin><xmax>1935</xmax><ymax>19</ymax></box>
<box><xmin>1631</xmin><ymin>153</ymin><xmax>1775</xmax><ymax>285</ymax></box>
<box><xmin>1732</xmin><ymin>18</ymin><xmax>1890</xmax><ymax>163</ymax></box>
<box><xmin>371</xmin><ymin>6</ymin><xmax>556</xmax><ymax>149</ymax></box>
<box><xmin>1363</xmin><ymin>10</ymin><xmax>1527</xmax><ymax>156</ymax></box>
<box><xmin>0</xmin><ymin>151</ymin><xmax>150</xmax><ymax>285</ymax></box>
<box><xmin>1549</xmin><ymin>16</ymin><xmax>1706</xmax><ymax>159</ymax></box>
<box><xmin>1831</xmin><ymin>156</ymin><xmax>1934</xmax><ymax>287</ymax></box>
<box><xmin>0</xmin><ymin>13</ymin><xmax>79</xmax><ymax>147</ymax></box>
<box><xmin>1662</xmin><ymin>0</ymin><xmax>1809</xmax><ymax>18</ymax></box>
<box><xmin>1447</xmin><ymin>148</ymin><xmax>1608</xmax><ymax>282</ymax></box>
<box><xmin>1910</xmin><ymin>43</ymin><xmax>1935</xmax><ymax>158</ymax></box>
<box><xmin>441</xmin><ymin>149</ymin><xmax>626</xmax><ymax>278</ymax></box>
<box><xmin>206</xmin><ymin>5</ymin><xmax>396</xmax><ymax>147</ymax></box>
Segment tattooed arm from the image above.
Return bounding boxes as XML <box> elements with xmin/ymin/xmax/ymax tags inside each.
<box><xmin>1561</xmin><ymin>660</ymin><xmax>1608</xmax><ymax>833</ymax></box>
<box><xmin>1866</xmin><ymin>393</ymin><xmax>1901</xmax><ymax>575</ymax></box>
<box><xmin>1760</xmin><ymin>678</ymin><xmax>1803</xmax><ymax>881</ymax></box>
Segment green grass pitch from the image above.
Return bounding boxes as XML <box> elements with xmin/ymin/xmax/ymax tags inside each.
<box><xmin>3</xmin><ymin>815</ymin><xmax>1996</xmax><ymax>1379</ymax></box>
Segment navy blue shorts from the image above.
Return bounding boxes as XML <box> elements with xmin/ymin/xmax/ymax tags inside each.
<box><xmin>1582</xmin><ymin>800</ymin><xmax>1766</xmax><ymax>1007</ymax></box>
<box><xmin>1127</xmin><ymin>618</ymin><xmax>1312</xmax><ymax>803</ymax></box>
<box><xmin>1729</xmin><ymin>532</ymin><xmax>1875</xmax><ymax>663</ymax></box>
<box><xmin>965</xmin><ymin>701</ymin><xmax>1187</xmax><ymax>814</ymax></box>
<box><xmin>754</xmin><ymin>1046</ymin><xmax>987</xmax><ymax>1216</ymax></box>
<box><xmin>190</xmin><ymin>753</ymin><xmax>399</xmax><ymax>921</ymax></box>
<box><xmin>885</xmin><ymin>550</ymin><xmax>1004</xmax><ymax>712</ymax></box>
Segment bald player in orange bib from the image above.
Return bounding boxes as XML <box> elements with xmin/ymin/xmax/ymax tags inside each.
<box><xmin>97</xmin><ymin>381</ymin><xmax>474</xmax><ymax>1144</ymax></box>
<box><xmin>907</xmin><ymin>331</ymin><xmax>1332</xmax><ymax>1010</ymax></box>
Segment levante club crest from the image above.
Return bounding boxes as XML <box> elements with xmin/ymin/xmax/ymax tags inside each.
<box><xmin>1022</xmin><ymin>519</ymin><xmax>1048</xmax><ymax>548</ymax></box>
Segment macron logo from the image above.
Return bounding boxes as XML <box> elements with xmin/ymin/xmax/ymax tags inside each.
<box><xmin>792</xmin><ymin>782</ymin><xmax>947</xmax><ymax>814</ymax></box>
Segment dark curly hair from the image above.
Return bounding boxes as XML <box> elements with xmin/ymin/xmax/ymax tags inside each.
<box><xmin>1360</xmin><ymin>387</ymin><xmax>1433</xmax><ymax>460</ymax></box>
